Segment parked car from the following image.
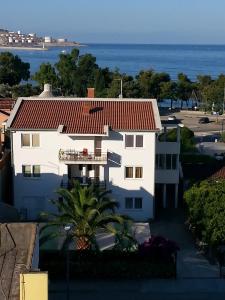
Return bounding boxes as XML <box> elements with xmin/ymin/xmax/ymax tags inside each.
<box><xmin>198</xmin><ymin>117</ymin><xmax>209</xmax><ymax>124</ymax></box>
<box><xmin>168</xmin><ymin>115</ymin><xmax>176</xmax><ymax>121</ymax></box>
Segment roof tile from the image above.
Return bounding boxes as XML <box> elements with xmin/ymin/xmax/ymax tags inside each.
<box><xmin>11</xmin><ymin>99</ymin><xmax>157</xmax><ymax>133</ymax></box>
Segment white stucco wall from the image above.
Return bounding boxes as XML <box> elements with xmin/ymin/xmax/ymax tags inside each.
<box><xmin>12</xmin><ymin>130</ymin><xmax>156</xmax><ymax>221</ymax></box>
<box><xmin>103</xmin><ymin>131</ymin><xmax>156</xmax><ymax>221</ymax></box>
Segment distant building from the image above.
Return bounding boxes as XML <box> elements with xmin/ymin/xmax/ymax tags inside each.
<box><xmin>57</xmin><ymin>38</ymin><xmax>67</xmax><ymax>43</ymax></box>
<box><xmin>44</xmin><ymin>36</ymin><xmax>52</xmax><ymax>43</ymax></box>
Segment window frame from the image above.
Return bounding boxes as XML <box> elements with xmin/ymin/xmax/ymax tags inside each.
<box><xmin>125</xmin><ymin>166</ymin><xmax>143</xmax><ymax>179</ymax></box>
<box><xmin>125</xmin><ymin>134</ymin><xmax>144</xmax><ymax>149</ymax></box>
<box><xmin>22</xmin><ymin>165</ymin><xmax>32</xmax><ymax>177</ymax></box>
<box><xmin>125</xmin><ymin>166</ymin><xmax>134</xmax><ymax>179</ymax></box>
<box><xmin>32</xmin><ymin>133</ymin><xmax>40</xmax><ymax>147</ymax></box>
<box><xmin>135</xmin><ymin>167</ymin><xmax>143</xmax><ymax>178</ymax></box>
<box><xmin>21</xmin><ymin>134</ymin><xmax>31</xmax><ymax>147</ymax></box>
<box><xmin>135</xmin><ymin>135</ymin><xmax>143</xmax><ymax>148</ymax></box>
<box><xmin>21</xmin><ymin>133</ymin><xmax>40</xmax><ymax>148</ymax></box>
<box><xmin>125</xmin><ymin>197</ymin><xmax>133</xmax><ymax>209</ymax></box>
<box><xmin>22</xmin><ymin>164</ymin><xmax>41</xmax><ymax>178</ymax></box>
<box><xmin>124</xmin><ymin>197</ymin><xmax>143</xmax><ymax>210</ymax></box>
<box><xmin>125</xmin><ymin>134</ymin><xmax>134</xmax><ymax>148</ymax></box>
<box><xmin>33</xmin><ymin>165</ymin><xmax>41</xmax><ymax>177</ymax></box>
<box><xmin>134</xmin><ymin>197</ymin><xmax>143</xmax><ymax>209</ymax></box>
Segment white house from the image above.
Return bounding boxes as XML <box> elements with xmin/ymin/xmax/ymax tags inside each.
<box><xmin>7</xmin><ymin>86</ymin><xmax>180</xmax><ymax>221</ymax></box>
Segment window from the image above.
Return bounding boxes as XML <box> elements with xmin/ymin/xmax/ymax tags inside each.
<box><xmin>125</xmin><ymin>134</ymin><xmax>144</xmax><ymax>148</ymax></box>
<box><xmin>166</xmin><ymin>154</ymin><xmax>171</xmax><ymax>169</ymax></box>
<box><xmin>21</xmin><ymin>134</ymin><xmax>30</xmax><ymax>147</ymax></box>
<box><xmin>22</xmin><ymin>165</ymin><xmax>31</xmax><ymax>177</ymax></box>
<box><xmin>21</xmin><ymin>133</ymin><xmax>40</xmax><ymax>147</ymax></box>
<box><xmin>125</xmin><ymin>197</ymin><xmax>142</xmax><ymax>209</ymax></box>
<box><xmin>136</xmin><ymin>135</ymin><xmax>143</xmax><ymax>147</ymax></box>
<box><xmin>32</xmin><ymin>134</ymin><xmax>40</xmax><ymax>147</ymax></box>
<box><xmin>135</xmin><ymin>198</ymin><xmax>142</xmax><ymax>209</ymax></box>
<box><xmin>125</xmin><ymin>135</ymin><xmax>134</xmax><ymax>147</ymax></box>
<box><xmin>125</xmin><ymin>167</ymin><xmax>133</xmax><ymax>178</ymax></box>
<box><xmin>159</xmin><ymin>154</ymin><xmax>165</xmax><ymax>169</ymax></box>
<box><xmin>125</xmin><ymin>167</ymin><xmax>143</xmax><ymax>179</ymax></box>
<box><xmin>22</xmin><ymin>165</ymin><xmax>41</xmax><ymax>178</ymax></box>
<box><xmin>135</xmin><ymin>167</ymin><xmax>143</xmax><ymax>178</ymax></box>
<box><xmin>125</xmin><ymin>197</ymin><xmax>133</xmax><ymax>209</ymax></box>
<box><xmin>33</xmin><ymin>165</ymin><xmax>40</xmax><ymax>177</ymax></box>
<box><xmin>156</xmin><ymin>154</ymin><xmax>177</xmax><ymax>170</ymax></box>
<box><xmin>172</xmin><ymin>154</ymin><xmax>177</xmax><ymax>169</ymax></box>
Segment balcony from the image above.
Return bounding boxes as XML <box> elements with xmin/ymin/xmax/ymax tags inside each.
<box><xmin>61</xmin><ymin>177</ymin><xmax>106</xmax><ymax>189</ymax></box>
<box><xmin>59</xmin><ymin>149</ymin><xmax>108</xmax><ymax>164</ymax></box>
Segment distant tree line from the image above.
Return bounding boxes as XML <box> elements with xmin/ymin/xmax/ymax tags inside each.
<box><xmin>0</xmin><ymin>50</ymin><xmax>225</xmax><ymax>112</ymax></box>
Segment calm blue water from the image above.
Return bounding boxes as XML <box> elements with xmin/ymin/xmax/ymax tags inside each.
<box><xmin>1</xmin><ymin>44</ymin><xmax>225</xmax><ymax>80</ymax></box>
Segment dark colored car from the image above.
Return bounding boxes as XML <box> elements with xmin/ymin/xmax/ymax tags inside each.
<box><xmin>198</xmin><ymin>117</ymin><xmax>210</xmax><ymax>124</ymax></box>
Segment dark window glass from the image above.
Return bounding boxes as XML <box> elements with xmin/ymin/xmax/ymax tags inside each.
<box><xmin>166</xmin><ymin>154</ymin><xmax>171</xmax><ymax>169</ymax></box>
<box><xmin>125</xmin><ymin>198</ymin><xmax>133</xmax><ymax>209</ymax></box>
<box><xmin>32</xmin><ymin>134</ymin><xmax>40</xmax><ymax>147</ymax></box>
<box><xmin>156</xmin><ymin>154</ymin><xmax>159</xmax><ymax>169</ymax></box>
<box><xmin>172</xmin><ymin>154</ymin><xmax>177</xmax><ymax>169</ymax></box>
<box><xmin>125</xmin><ymin>135</ymin><xmax>134</xmax><ymax>147</ymax></box>
<box><xmin>22</xmin><ymin>165</ymin><xmax>31</xmax><ymax>177</ymax></box>
<box><xmin>135</xmin><ymin>167</ymin><xmax>143</xmax><ymax>178</ymax></box>
<box><xmin>21</xmin><ymin>134</ymin><xmax>30</xmax><ymax>147</ymax></box>
<box><xmin>136</xmin><ymin>135</ymin><xmax>143</xmax><ymax>147</ymax></box>
<box><xmin>33</xmin><ymin>165</ymin><xmax>40</xmax><ymax>177</ymax></box>
<box><xmin>125</xmin><ymin>167</ymin><xmax>133</xmax><ymax>178</ymax></box>
<box><xmin>159</xmin><ymin>154</ymin><xmax>165</xmax><ymax>169</ymax></box>
<box><xmin>135</xmin><ymin>198</ymin><xmax>142</xmax><ymax>209</ymax></box>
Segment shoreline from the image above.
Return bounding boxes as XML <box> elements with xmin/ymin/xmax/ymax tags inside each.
<box><xmin>0</xmin><ymin>46</ymin><xmax>48</xmax><ymax>51</ymax></box>
<box><xmin>0</xmin><ymin>43</ymin><xmax>87</xmax><ymax>51</ymax></box>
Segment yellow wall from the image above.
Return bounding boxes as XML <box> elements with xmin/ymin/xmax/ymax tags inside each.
<box><xmin>20</xmin><ymin>272</ymin><xmax>48</xmax><ymax>300</ymax></box>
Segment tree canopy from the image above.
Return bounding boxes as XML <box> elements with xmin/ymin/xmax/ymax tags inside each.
<box><xmin>0</xmin><ymin>52</ymin><xmax>30</xmax><ymax>86</ymax></box>
<box><xmin>40</xmin><ymin>181</ymin><xmax>131</xmax><ymax>250</ymax></box>
<box><xmin>184</xmin><ymin>179</ymin><xmax>225</xmax><ymax>247</ymax></box>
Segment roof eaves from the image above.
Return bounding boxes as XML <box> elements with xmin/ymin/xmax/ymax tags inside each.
<box><xmin>6</xmin><ymin>97</ymin><xmax>24</xmax><ymax>129</ymax></box>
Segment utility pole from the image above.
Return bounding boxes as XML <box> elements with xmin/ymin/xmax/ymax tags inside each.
<box><xmin>115</xmin><ymin>78</ymin><xmax>123</xmax><ymax>98</ymax></box>
<box><xmin>223</xmin><ymin>86</ymin><xmax>225</xmax><ymax>115</ymax></box>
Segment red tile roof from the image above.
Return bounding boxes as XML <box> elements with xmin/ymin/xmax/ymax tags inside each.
<box><xmin>211</xmin><ymin>165</ymin><xmax>225</xmax><ymax>179</ymax></box>
<box><xmin>0</xmin><ymin>98</ymin><xmax>15</xmax><ymax>110</ymax></box>
<box><xmin>10</xmin><ymin>99</ymin><xmax>158</xmax><ymax>133</ymax></box>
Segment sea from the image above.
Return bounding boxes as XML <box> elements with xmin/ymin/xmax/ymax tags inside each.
<box><xmin>1</xmin><ymin>43</ymin><xmax>225</xmax><ymax>108</ymax></box>
<box><xmin>2</xmin><ymin>44</ymin><xmax>225</xmax><ymax>81</ymax></box>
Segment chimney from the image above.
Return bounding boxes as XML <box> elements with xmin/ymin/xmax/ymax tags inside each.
<box><xmin>39</xmin><ymin>83</ymin><xmax>53</xmax><ymax>98</ymax></box>
<box><xmin>87</xmin><ymin>88</ymin><xmax>95</xmax><ymax>98</ymax></box>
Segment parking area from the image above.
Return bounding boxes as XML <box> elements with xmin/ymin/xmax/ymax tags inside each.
<box><xmin>161</xmin><ymin>110</ymin><xmax>225</xmax><ymax>133</ymax></box>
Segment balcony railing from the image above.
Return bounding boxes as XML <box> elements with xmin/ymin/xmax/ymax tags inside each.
<box><xmin>61</xmin><ymin>177</ymin><xmax>106</xmax><ymax>189</ymax></box>
<box><xmin>59</xmin><ymin>149</ymin><xmax>108</xmax><ymax>162</ymax></box>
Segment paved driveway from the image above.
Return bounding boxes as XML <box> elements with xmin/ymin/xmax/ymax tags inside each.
<box><xmin>150</xmin><ymin>209</ymin><xmax>220</xmax><ymax>278</ymax></box>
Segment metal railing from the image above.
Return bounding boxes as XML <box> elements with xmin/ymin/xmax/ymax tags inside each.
<box><xmin>59</xmin><ymin>149</ymin><xmax>108</xmax><ymax>162</ymax></box>
<box><xmin>61</xmin><ymin>177</ymin><xmax>106</xmax><ymax>189</ymax></box>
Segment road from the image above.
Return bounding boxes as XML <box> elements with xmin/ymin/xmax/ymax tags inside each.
<box><xmin>161</xmin><ymin>110</ymin><xmax>225</xmax><ymax>133</ymax></box>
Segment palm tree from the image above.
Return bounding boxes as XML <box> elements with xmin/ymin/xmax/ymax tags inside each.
<box><xmin>40</xmin><ymin>181</ymin><xmax>130</xmax><ymax>250</ymax></box>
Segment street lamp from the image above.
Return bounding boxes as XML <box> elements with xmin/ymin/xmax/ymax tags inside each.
<box><xmin>114</xmin><ymin>78</ymin><xmax>123</xmax><ymax>98</ymax></box>
<box><xmin>64</xmin><ymin>225</ymin><xmax>72</xmax><ymax>300</ymax></box>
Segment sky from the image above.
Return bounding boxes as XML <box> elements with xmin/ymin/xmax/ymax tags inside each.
<box><xmin>1</xmin><ymin>0</ymin><xmax>225</xmax><ymax>44</ymax></box>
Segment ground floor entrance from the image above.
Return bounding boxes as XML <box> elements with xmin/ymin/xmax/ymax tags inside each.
<box><xmin>155</xmin><ymin>183</ymin><xmax>179</xmax><ymax>216</ymax></box>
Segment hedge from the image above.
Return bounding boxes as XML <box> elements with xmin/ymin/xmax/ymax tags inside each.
<box><xmin>39</xmin><ymin>250</ymin><xmax>176</xmax><ymax>279</ymax></box>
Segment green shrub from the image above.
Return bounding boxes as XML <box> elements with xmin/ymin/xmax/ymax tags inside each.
<box><xmin>159</xmin><ymin>127</ymin><xmax>196</xmax><ymax>153</ymax></box>
<box><xmin>39</xmin><ymin>250</ymin><xmax>176</xmax><ymax>279</ymax></box>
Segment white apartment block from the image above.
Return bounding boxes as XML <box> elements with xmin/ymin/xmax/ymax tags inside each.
<box><xmin>7</xmin><ymin>86</ymin><xmax>180</xmax><ymax>221</ymax></box>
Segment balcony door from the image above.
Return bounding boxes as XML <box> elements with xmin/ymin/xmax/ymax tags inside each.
<box><xmin>94</xmin><ymin>137</ymin><xmax>102</xmax><ymax>157</ymax></box>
